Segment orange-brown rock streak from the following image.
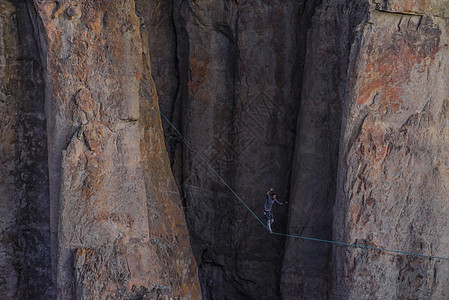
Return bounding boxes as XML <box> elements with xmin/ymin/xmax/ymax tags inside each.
<box><xmin>32</xmin><ymin>0</ymin><xmax>200</xmax><ymax>298</ymax></box>
<box><xmin>355</xmin><ymin>16</ymin><xmax>440</xmax><ymax>113</ymax></box>
<box><xmin>334</xmin><ymin>8</ymin><xmax>449</xmax><ymax>299</ymax></box>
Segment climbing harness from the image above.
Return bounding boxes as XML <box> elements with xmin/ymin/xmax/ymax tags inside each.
<box><xmin>263</xmin><ymin>210</ymin><xmax>273</xmax><ymax>220</ymax></box>
<box><xmin>54</xmin><ymin>0</ymin><xmax>449</xmax><ymax>262</ymax></box>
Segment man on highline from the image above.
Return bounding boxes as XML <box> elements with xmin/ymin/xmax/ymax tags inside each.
<box><xmin>264</xmin><ymin>189</ymin><xmax>287</xmax><ymax>234</ymax></box>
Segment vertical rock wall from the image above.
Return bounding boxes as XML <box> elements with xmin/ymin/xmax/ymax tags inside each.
<box><xmin>333</xmin><ymin>3</ymin><xmax>449</xmax><ymax>299</ymax></box>
<box><xmin>2</xmin><ymin>0</ymin><xmax>449</xmax><ymax>298</ymax></box>
<box><xmin>0</xmin><ymin>1</ymin><xmax>51</xmax><ymax>298</ymax></box>
<box><xmin>135</xmin><ymin>0</ymin><xmax>182</xmax><ymax>172</ymax></box>
<box><xmin>1</xmin><ymin>0</ymin><xmax>201</xmax><ymax>298</ymax></box>
<box><xmin>281</xmin><ymin>0</ymin><xmax>368</xmax><ymax>298</ymax></box>
<box><xmin>32</xmin><ymin>0</ymin><xmax>200</xmax><ymax>297</ymax></box>
<box><xmin>169</xmin><ymin>0</ymin><xmax>308</xmax><ymax>298</ymax></box>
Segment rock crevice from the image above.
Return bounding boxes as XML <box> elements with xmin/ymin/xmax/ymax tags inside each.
<box><xmin>1</xmin><ymin>0</ymin><xmax>449</xmax><ymax>299</ymax></box>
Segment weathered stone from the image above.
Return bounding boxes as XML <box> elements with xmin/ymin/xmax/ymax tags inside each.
<box><xmin>333</xmin><ymin>5</ymin><xmax>449</xmax><ymax>299</ymax></box>
<box><xmin>373</xmin><ymin>0</ymin><xmax>449</xmax><ymax>18</ymax></box>
<box><xmin>135</xmin><ymin>0</ymin><xmax>181</xmax><ymax>174</ymax></box>
<box><xmin>0</xmin><ymin>1</ymin><xmax>51</xmax><ymax>298</ymax></box>
<box><xmin>2</xmin><ymin>0</ymin><xmax>449</xmax><ymax>298</ymax></box>
<box><xmin>171</xmin><ymin>0</ymin><xmax>308</xmax><ymax>298</ymax></box>
<box><xmin>280</xmin><ymin>1</ymin><xmax>369</xmax><ymax>298</ymax></box>
<box><xmin>31</xmin><ymin>0</ymin><xmax>200</xmax><ymax>298</ymax></box>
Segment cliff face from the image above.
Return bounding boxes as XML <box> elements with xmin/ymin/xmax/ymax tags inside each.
<box><xmin>172</xmin><ymin>1</ymin><xmax>305</xmax><ymax>298</ymax></box>
<box><xmin>148</xmin><ymin>0</ymin><xmax>449</xmax><ymax>299</ymax></box>
<box><xmin>0</xmin><ymin>1</ymin><xmax>51</xmax><ymax>298</ymax></box>
<box><xmin>1</xmin><ymin>0</ymin><xmax>449</xmax><ymax>299</ymax></box>
<box><xmin>1</xmin><ymin>0</ymin><xmax>200</xmax><ymax>298</ymax></box>
<box><xmin>333</xmin><ymin>3</ymin><xmax>449</xmax><ymax>299</ymax></box>
<box><xmin>281</xmin><ymin>1</ymin><xmax>369</xmax><ymax>298</ymax></box>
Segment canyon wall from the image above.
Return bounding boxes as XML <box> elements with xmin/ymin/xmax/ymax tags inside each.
<box><xmin>281</xmin><ymin>1</ymin><xmax>368</xmax><ymax>298</ymax></box>
<box><xmin>0</xmin><ymin>1</ymin><xmax>51</xmax><ymax>298</ymax></box>
<box><xmin>333</xmin><ymin>2</ymin><xmax>449</xmax><ymax>299</ymax></box>
<box><xmin>1</xmin><ymin>0</ymin><xmax>200</xmax><ymax>298</ymax></box>
<box><xmin>1</xmin><ymin>0</ymin><xmax>449</xmax><ymax>299</ymax></box>
<box><xmin>170</xmin><ymin>1</ymin><xmax>307</xmax><ymax>298</ymax></box>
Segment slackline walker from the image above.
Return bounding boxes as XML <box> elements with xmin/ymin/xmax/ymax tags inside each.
<box><xmin>264</xmin><ymin>188</ymin><xmax>287</xmax><ymax>234</ymax></box>
<box><xmin>53</xmin><ymin>0</ymin><xmax>449</xmax><ymax>262</ymax></box>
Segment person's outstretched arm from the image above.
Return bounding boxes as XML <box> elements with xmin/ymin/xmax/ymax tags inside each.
<box><xmin>275</xmin><ymin>198</ymin><xmax>288</xmax><ymax>205</ymax></box>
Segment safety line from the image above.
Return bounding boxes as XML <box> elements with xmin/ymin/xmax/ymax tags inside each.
<box><xmin>273</xmin><ymin>232</ymin><xmax>449</xmax><ymax>261</ymax></box>
<box><xmin>55</xmin><ymin>0</ymin><xmax>449</xmax><ymax>262</ymax></box>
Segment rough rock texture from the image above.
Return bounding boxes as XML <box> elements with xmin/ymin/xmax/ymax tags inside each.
<box><xmin>35</xmin><ymin>0</ymin><xmax>200</xmax><ymax>297</ymax></box>
<box><xmin>281</xmin><ymin>1</ymin><xmax>368</xmax><ymax>298</ymax></box>
<box><xmin>0</xmin><ymin>1</ymin><xmax>51</xmax><ymax>298</ymax></box>
<box><xmin>333</xmin><ymin>3</ymin><xmax>449</xmax><ymax>299</ymax></box>
<box><xmin>2</xmin><ymin>0</ymin><xmax>449</xmax><ymax>298</ymax></box>
<box><xmin>373</xmin><ymin>0</ymin><xmax>449</xmax><ymax>18</ymax></box>
<box><xmin>135</xmin><ymin>0</ymin><xmax>182</xmax><ymax>172</ymax></box>
<box><xmin>171</xmin><ymin>1</ymin><xmax>309</xmax><ymax>298</ymax></box>
<box><xmin>1</xmin><ymin>0</ymin><xmax>200</xmax><ymax>298</ymax></box>
<box><xmin>136</xmin><ymin>0</ymin><xmax>449</xmax><ymax>298</ymax></box>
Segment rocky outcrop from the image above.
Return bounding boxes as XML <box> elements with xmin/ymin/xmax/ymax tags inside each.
<box><xmin>2</xmin><ymin>0</ymin><xmax>449</xmax><ymax>298</ymax></box>
<box><xmin>1</xmin><ymin>0</ymin><xmax>200</xmax><ymax>298</ymax></box>
<box><xmin>333</xmin><ymin>3</ymin><xmax>449</xmax><ymax>299</ymax></box>
<box><xmin>35</xmin><ymin>0</ymin><xmax>200</xmax><ymax>297</ymax></box>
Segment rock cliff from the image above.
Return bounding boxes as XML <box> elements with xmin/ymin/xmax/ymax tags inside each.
<box><xmin>171</xmin><ymin>1</ymin><xmax>306</xmax><ymax>298</ymax></box>
<box><xmin>0</xmin><ymin>1</ymin><xmax>51</xmax><ymax>298</ymax></box>
<box><xmin>1</xmin><ymin>0</ymin><xmax>449</xmax><ymax>299</ymax></box>
<box><xmin>1</xmin><ymin>0</ymin><xmax>200</xmax><ymax>299</ymax></box>
<box><xmin>333</xmin><ymin>2</ymin><xmax>449</xmax><ymax>299</ymax></box>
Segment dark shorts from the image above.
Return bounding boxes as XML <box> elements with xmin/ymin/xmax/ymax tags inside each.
<box><xmin>264</xmin><ymin>210</ymin><xmax>273</xmax><ymax>221</ymax></box>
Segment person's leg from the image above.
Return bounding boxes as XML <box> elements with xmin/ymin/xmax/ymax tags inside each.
<box><xmin>270</xmin><ymin>212</ymin><xmax>274</xmax><ymax>233</ymax></box>
<box><xmin>267</xmin><ymin>219</ymin><xmax>272</xmax><ymax>233</ymax></box>
<box><xmin>264</xmin><ymin>210</ymin><xmax>271</xmax><ymax>232</ymax></box>
<box><xmin>268</xmin><ymin>212</ymin><xmax>273</xmax><ymax>233</ymax></box>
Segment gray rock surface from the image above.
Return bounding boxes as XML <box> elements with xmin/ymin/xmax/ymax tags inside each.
<box><xmin>281</xmin><ymin>1</ymin><xmax>369</xmax><ymax>298</ymax></box>
<box><xmin>2</xmin><ymin>0</ymin><xmax>449</xmax><ymax>299</ymax></box>
<box><xmin>135</xmin><ymin>0</ymin><xmax>182</xmax><ymax>172</ymax></box>
<box><xmin>171</xmin><ymin>0</ymin><xmax>308</xmax><ymax>298</ymax></box>
<box><xmin>0</xmin><ymin>1</ymin><xmax>51</xmax><ymax>298</ymax></box>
